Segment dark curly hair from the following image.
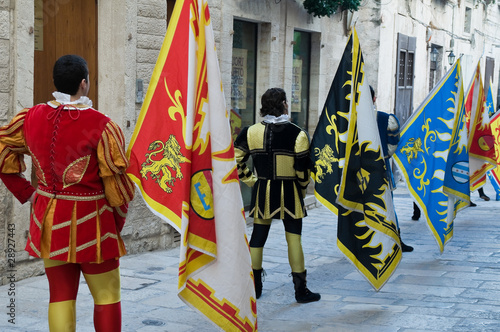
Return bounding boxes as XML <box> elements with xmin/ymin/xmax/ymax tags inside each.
<box><xmin>53</xmin><ymin>55</ymin><xmax>89</xmax><ymax>95</ymax></box>
<box><xmin>260</xmin><ymin>88</ymin><xmax>287</xmax><ymax>117</ymax></box>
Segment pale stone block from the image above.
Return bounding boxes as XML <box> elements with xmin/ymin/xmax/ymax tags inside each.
<box><xmin>126</xmin><ymin>237</ymin><xmax>161</xmax><ymax>253</ymax></box>
<box><xmin>0</xmin><ymin>10</ymin><xmax>9</xmax><ymax>39</ymax></box>
<box><xmin>138</xmin><ymin>4</ymin><xmax>166</xmax><ymax>20</ymax></box>
<box><xmin>0</xmin><ymin>0</ymin><xmax>8</xmax><ymax>10</ymax></box>
<box><xmin>136</xmin><ymin>33</ymin><xmax>164</xmax><ymax>50</ymax></box>
<box><xmin>138</xmin><ymin>0</ymin><xmax>164</xmax><ymax>9</ymax></box>
<box><xmin>209</xmin><ymin>0</ymin><xmax>222</xmax><ymax>9</ymax></box>
<box><xmin>0</xmin><ymin>92</ymin><xmax>9</xmax><ymax>121</ymax></box>
<box><xmin>132</xmin><ymin>222</ymin><xmax>162</xmax><ymax>239</ymax></box>
<box><xmin>0</xmin><ymin>188</ymin><xmax>9</xmax><ymax>255</ymax></box>
<box><xmin>0</xmin><ymin>67</ymin><xmax>9</xmax><ymax>92</ymax></box>
<box><xmin>209</xmin><ymin>8</ymin><xmax>221</xmax><ymax>32</ymax></box>
<box><xmin>137</xmin><ymin>48</ymin><xmax>161</xmax><ymax>64</ymax></box>
<box><xmin>137</xmin><ymin>16</ymin><xmax>166</xmax><ymax>36</ymax></box>
<box><xmin>136</xmin><ymin>62</ymin><xmax>156</xmax><ymax>82</ymax></box>
<box><xmin>0</xmin><ymin>39</ymin><xmax>9</xmax><ymax>67</ymax></box>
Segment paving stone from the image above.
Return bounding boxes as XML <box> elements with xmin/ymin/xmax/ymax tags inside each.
<box><xmin>1</xmin><ymin>183</ymin><xmax>500</xmax><ymax>330</ymax></box>
<box><xmin>452</xmin><ymin>317</ymin><xmax>500</xmax><ymax>331</ymax></box>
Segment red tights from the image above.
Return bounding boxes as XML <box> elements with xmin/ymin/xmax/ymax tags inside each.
<box><xmin>44</xmin><ymin>259</ymin><xmax>122</xmax><ymax>332</ymax></box>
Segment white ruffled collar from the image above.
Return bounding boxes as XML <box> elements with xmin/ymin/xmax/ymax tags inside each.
<box><xmin>52</xmin><ymin>91</ymin><xmax>93</xmax><ymax>108</ymax></box>
<box><xmin>263</xmin><ymin>114</ymin><xmax>290</xmax><ymax>124</ymax></box>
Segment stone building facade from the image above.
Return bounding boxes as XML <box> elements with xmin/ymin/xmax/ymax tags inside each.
<box><xmin>1</xmin><ymin>0</ymin><xmax>499</xmax><ymax>284</ymax></box>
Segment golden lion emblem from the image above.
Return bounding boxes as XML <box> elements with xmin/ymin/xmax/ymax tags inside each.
<box><xmin>314</xmin><ymin>144</ymin><xmax>339</xmax><ymax>183</ymax></box>
<box><xmin>140</xmin><ymin>135</ymin><xmax>188</xmax><ymax>193</ymax></box>
<box><xmin>400</xmin><ymin>137</ymin><xmax>423</xmax><ymax>163</ymax></box>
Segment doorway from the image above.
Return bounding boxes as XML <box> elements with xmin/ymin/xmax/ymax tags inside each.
<box><xmin>394</xmin><ymin>33</ymin><xmax>416</xmax><ymax>127</ymax></box>
<box><xmin>34</xmin><ymin>0</ymin><xmax>98</xmax><ymax>107</ymax></box>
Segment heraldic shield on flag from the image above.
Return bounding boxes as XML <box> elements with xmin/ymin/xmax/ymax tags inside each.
<box><xmin>465</xmin><ymin>63</ymin><xmax>497</xmax><ymax>191</ymax></box>
<box><xmin>310</xmin><ymin>28</ymin><xmax>401</xmax><ymax>291</ymax></box>
<box><xmin>126</xmin><ymin>1</ymin><xmax>257</xmax><ymax>331</ymax></box>
<box><xmin>486</xmin><ymin>81</ymin><xmax>500</xmax><ymax>200</ymax></box>
<box><xmin>394</xmin><ymin>59</ymin><xmax>469</xmax><ymax>253</ymax></box>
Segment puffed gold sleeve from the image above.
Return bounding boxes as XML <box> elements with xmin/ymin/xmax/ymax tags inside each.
<box><xmin>0</xmin><ymin>109</ymin><xmax>36</xmax><ymax>203</ymax></box>
<box><xmin>0</xmin><ymin>109</ymin><xmax>29</xmax><ymax>174</ymax></box>
<box><xmin>97</xmin><ymin>121</ymin><xmax>135</xmax><ymax>207</ymax></box>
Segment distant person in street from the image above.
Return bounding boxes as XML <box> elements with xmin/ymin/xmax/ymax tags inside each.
<box><xmin>478</xmin><ymin>187</ymin><xmax>490</xmax><ymax>201</ymax></box>
<box><xmin>412</xmin><ymin>202</ymin><xmax>421</xmax><ymax>220</ymax></box>
<box><xmin>0</xmin><ymin>55</ymin><xmax>134</xmax><ymax>331</ymax></box>
<box><xmin>468</xmin><ymin>187</ymin><xmax>489</xmax><ymax>207</ymax></box>
<box><xmin>234</xmin><ymin>87</ymin><xmax>320</xmax><ymax>303</ymax></box>
<box><xmin>371</xmin><ymin>85</ymin><xmax>414</xmax><ymax>252</ymax></box>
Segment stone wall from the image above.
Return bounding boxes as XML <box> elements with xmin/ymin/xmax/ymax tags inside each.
<box><xmin>117</xmin><ymin>0</ymin><xmax>179</xmax><ymax>260</ymax></box>
<box><xmin>371</xmin><ymin>0</ymin><xmax>500</xmax><ymax>114</ymax></box>
<box><xmin>0</xmin><ymin>0</ymin><xmax>180</xmax><ymax>286</ymax></box>
<box><xmin>0</xmin><ymin>0</ymin><xmax>44</xmax><ymax>286</ymax></box>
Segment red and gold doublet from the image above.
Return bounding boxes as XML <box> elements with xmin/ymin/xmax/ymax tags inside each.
<box><xmin>0</xmin><ymin>101</ymin><xmax>134</xmax><ymax>263</ymax></box>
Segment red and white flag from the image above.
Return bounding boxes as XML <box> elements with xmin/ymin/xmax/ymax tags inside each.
<box><xmin>465</xmin><ymin>63</ymin><xmax>496</xmax><ymax>190</ymax></box>
<box><xmin>126</xmin><ymin>1</ymin><xmax>257</xmax><ymax>330</ymax></box>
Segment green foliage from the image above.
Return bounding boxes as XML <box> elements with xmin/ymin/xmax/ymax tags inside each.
<box><xmin>302</xmin><ymin>0</ymin><xmax>361</xmax><ymax>17</ymax></box>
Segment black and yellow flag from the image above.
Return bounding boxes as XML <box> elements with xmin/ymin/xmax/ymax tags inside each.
<box><xmin>310</xmin><ymin>28</ymin><xmax>401</xmax><ymax>290</ymax></box>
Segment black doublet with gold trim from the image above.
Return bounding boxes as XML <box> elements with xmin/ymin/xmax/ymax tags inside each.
<box><xmin>234</xmin><ymin>121</ymin><xmax>311</xmax><ymax>220</ymax></box>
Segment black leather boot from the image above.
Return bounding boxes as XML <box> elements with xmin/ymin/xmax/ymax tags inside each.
<box><xmin>411</xmin><ymin>202</ymin><xmax>421</xmax><ymax>220</ymax></box>
<box><xmin>253</xmin><ymin>269</ymin><xmax>264</xmax><ymax>299</ymax></box>
<box><xmin>401</xmin><ymin>241</ymin><xmax>414</xmax><ymax>252</ymax></box>
<box><xmin>291</xmin><ymin>270</ymin><xmax>320</xmax><ymax>303</ymax></box>
<box><xmin>398</xmin><ymin>228</ymin><xmax>414</xmax><ymax>252</ymax></box>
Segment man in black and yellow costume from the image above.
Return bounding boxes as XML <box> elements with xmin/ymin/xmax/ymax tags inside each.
<box><xmin>234</xmin><ymin>88</ymin><xmax>320</xmax><ymax>303</ymax></box>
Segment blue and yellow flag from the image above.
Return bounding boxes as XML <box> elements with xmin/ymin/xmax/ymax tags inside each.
<box><xmin>394</xmin><ymin>60</ymin><xmax>468</xmax><ymax>253</ymax></box>
<box><xmin>485</xmin><ymin>78</ymin><xmax>496</xmax><ymax>118</ymax></box>
<box><xmin>487</xmin><ymin>172</ymin><xmax>500</xmax><ymax>200</ymax></box>
<box><xmin>443</xmin><ymin>60</ymin><xmax>469</xmax><ymax>200</ymax></box>
<box><xmin>311</xmin><ymin>28</ymin><xmax>401</xmax><ymax>291</ymax></box>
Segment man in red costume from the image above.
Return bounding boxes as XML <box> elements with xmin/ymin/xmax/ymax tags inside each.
<box><xmin>0</xmin><ymin>55</ymin><xmax>134</xmax><ymax>331</ymax></box>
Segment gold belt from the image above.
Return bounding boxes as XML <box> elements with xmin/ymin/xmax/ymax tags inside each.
<box><xmin>36</xmin><ymin>189</ymin><xmax>106</xmax><ymax>201</ymax></box>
